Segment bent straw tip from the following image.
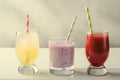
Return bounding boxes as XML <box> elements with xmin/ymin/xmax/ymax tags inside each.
<box><xmin>85</xmin><ymin>6</ymin><xmax>89</xmax><ymax>12</ymax></box>
<box><xmin>74</xmin><ymin>16</ymin><xmax>77</xmax><ymax>19</ymax></box>
<box><xmin>27</xmin><ymin>14</ymin><xmax>29</xmax><ymax>18</ymax></box>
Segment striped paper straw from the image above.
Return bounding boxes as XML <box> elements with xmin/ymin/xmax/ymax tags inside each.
<box><xmin>66</xmin><ymin>16</ymin><xmax>77</xmax><ymax>42</ymax></box>
<box><xmin>85</xmin><ymin>6</ymin><xmax>93</xmax><ymax>33</ymax></box>
<box><xmin>26</xmin><ymin>14</ymin><xmax>29</xmax><ymax>33</ymax></box>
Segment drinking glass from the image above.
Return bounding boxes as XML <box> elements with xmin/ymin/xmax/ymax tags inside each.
<box><xmin>49</xmin><ymin>37</ymin><xmax>74</xmax><ymax>75</ymax></box>
<box><xmin>16</xmin><ymin>29</ymin><xmax>39</xmax><ymax>74</ymax></box>
<box><xmin>86</xmin><ymin>31</ymin><xmax>109</xmax><ymax>76</ymax></box>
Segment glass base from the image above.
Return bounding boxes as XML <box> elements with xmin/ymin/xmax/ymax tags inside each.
<box><xmin>87</xmin><ymin>65</ymin><xmax>108</xmax><ymax>76</ymax></box>
<box><xmin>50</xmin><ymin>66</ymin><xmax>74</xmax><ymax>76</ymax></box>
<box><xmin>18</xmin><ymin>64</ymin><xmax>38</xmax><ymax>74</ymax></box>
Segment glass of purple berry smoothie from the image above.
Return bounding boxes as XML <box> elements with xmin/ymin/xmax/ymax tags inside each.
<box><xmin>49</xmin><ymin>37</ymin><xmax>75</xmax><ymax>75</ymax></box>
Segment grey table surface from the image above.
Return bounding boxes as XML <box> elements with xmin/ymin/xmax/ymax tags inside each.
<box><xmin>0</xmin><ymin>48</ymin><xmax>120</xmax><ymax>80</ymax></box>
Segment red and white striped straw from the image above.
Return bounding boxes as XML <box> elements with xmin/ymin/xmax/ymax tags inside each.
<box><xmin>26</xmin><ymin>14</ymin><xmax>29</xmax><ymax>33</ymax></box>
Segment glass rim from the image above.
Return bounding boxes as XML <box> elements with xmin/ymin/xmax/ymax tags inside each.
<box><xmin>16</xmin><ymin>29</ymin><xmax>39</xmax><ymax>38</ymax></box>
<box><xmin>16</xmin><ymin>28</ymin><xmax>38</xmax><ymax>33</ymax></box>
<box><xmin>87</xmin><ymin>31</ymin><xmax>109</xmax><ymax>35</ymax></box>
<box><xmin>16</xmin><ymin>28</ymin><xmax>38</xmax><ymax>35</ymax></box>
<box><xmin>49</xmin><ymin>37</ymin><xmax>74</xmax><ymax>44</ymax></box>
<box><xmin>49</xmin><ymin>37</ymin><xmax>73</xmax><ymax>41</ymax></box>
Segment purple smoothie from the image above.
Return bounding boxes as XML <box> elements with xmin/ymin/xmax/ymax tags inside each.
<box><xmin>49</xmin><ymin>42</ymin><xmax>74</xmax><ymax>68</ymax></box>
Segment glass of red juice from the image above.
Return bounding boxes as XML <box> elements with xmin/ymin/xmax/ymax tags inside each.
<box><xmin>86</xmin><ymin>31</ymin><xmax>109</xmax><ymax>76</ymax></box>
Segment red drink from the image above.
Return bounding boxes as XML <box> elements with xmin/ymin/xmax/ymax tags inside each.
<box><xmin>86</xmin><ymin>32</ymin><xmax>109</xmax><ymax>67</ymax></box>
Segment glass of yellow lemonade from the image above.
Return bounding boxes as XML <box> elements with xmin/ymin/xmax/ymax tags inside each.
<box><xmin>16</xmin><ymin>29</ymin><xmax>39</xmax><ymax>74</ymax></box>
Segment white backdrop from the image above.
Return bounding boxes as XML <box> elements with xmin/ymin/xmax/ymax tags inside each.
<box><xmin>0</xmin><ymin>0</ymin><xmax>120</xmax><ymax>47</ymax></box>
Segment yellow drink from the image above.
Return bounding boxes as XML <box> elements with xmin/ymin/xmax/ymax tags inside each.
<box><xmin>16</xmin><ymin>30</ymin><xmax>39</xmax><ymax>66</ymax></box>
